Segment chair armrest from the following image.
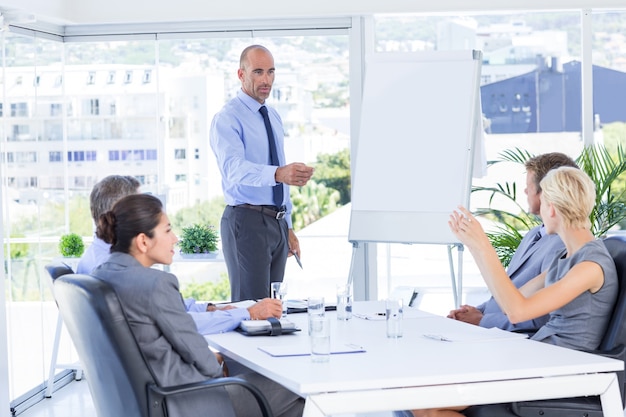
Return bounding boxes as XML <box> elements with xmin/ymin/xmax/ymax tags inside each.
<box><xmin>147</xmin><ymin>376</ymin><xmax>274</xmax><ymax>417</ymax></box>
<box><xmin>585</xmin><ymin>344</ymin><xmax>625</xmax><ymax>361</ymax></box>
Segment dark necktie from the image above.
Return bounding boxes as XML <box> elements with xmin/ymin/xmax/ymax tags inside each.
<box><xmin>259</xmin><ymin>105</ymin><xmax>284</xmax><ymax>208</ymax></box>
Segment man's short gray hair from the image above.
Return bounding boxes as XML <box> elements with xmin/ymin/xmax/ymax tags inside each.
<box><xmin>90</xmin><ymin>175</ymin><xmax>140</xmax><ymax>223</ymax></box>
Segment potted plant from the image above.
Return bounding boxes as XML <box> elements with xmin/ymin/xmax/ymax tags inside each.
<box><xmin>59</xmin><ymin>233</ymin><xmax>85</xmax><ymax>258</ymax></box>
<box><xmin>57</xmin><ymin>233</ymin><xmax>85</xmax><ymax>271</ymax></box>
<box><xmin>178</xmin><ymin>224</ymin><xmax>219</xmax><ymax>258</ymax></box>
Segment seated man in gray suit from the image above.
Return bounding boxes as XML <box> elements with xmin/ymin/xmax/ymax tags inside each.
<box><xmin>78</xmin><ymin>175</ymin><xmax>282</xmax><ymax>335</ymax></box>
<box><xmin>448</xmin><ymin>152</ymin><xmax>578</xmax><ymax>332</ymax></box>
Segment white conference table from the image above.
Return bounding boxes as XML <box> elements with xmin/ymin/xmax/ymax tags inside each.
<box><xmin>205</xmin><ymin>301</ymin><xmax>624</xmax><ymax>417</ymax></box>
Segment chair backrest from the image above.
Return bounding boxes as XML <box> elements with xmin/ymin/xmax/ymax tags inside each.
<box><xmin>598</xmin><ymin>235</ymin><xmax>626</xmax><ymax>406</ymax></box>
<box><xmin>45</xmin><ymin>261</ymin><xmax>74</xmax><ymax>281</ymax></box>
<box><xmin>54</xmin><ymin>273</ymin><xmax>156</xmax><ymax>417</ymax></box>
<box><xmin>599</xmin><ymin>235</ymin><xmax>626</xmax><ymax>352</ymax></box>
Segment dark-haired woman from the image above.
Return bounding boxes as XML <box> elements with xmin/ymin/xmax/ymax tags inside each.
<box><xmin>93</xmin><ymin>193</ymin><xmax>303</xmax><ymax>417</ymax></box>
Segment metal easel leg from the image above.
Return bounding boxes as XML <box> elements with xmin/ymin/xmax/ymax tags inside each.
<box><xmin>447</xmin><ymin>244</ymin><xmax>464</xmax><ymax>308</ymax></box>
<box><xmin>45</xmin><ymin>314</ymin><xmax>64</xmax><ymax>398</ymax></box>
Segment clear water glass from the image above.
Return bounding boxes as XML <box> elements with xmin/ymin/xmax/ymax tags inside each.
<box><xmin>307</xmin><ymin>296</ymin><xmax>325</xmax><ymax>334</ymax></box>
<box><xmin>386</xmin><ymin>298</ymin><xmax>403</xmax><ymax>338</ymax></box>
<box><xmin>309</xmin><ymin>316</ymin><xmax>331</xmax><ymax>362</ymax></box>
<box><xmin>270</xmin><ymin>281</ymin><xmax>288</xmax><ymax>318</ymax></box>
<box><xmin>336</xmin><ymin>284</ymin><xmax>352</xmax><ymax>320</ymax></box>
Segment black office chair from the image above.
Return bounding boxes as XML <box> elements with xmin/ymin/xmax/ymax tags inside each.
<box><xmin>44</xmin><ymin>261</ymin><xmax>83</xmax><ymax>398</ymax></box>
<box><xmin>464</xmin><ymin>234</ymin><xmax>626</xmax><ymax>417</ymax></box>
<box><xmin>45</xmin><ymin>262</ymin><xmax>75</xmax><ymax>281</ymax></box>
<box><xmin>53</xmin><ymin>273</ymin><xmax>274</xmax><ymax>417</ymax></box>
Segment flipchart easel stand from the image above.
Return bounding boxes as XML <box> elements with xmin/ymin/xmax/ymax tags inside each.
<box><xmin>346</xmin><ymin>241</ymin><xmax>465</xmax><ymax>308</ymax></box>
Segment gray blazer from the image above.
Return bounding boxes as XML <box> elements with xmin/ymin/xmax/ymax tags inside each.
<box><xmin>477</xmin><ymin>225</ymin><xmax>565</xmax><ymax>331</ymax></box>
<box><xmin>92</xmin><ymin>252</ymin><xmax>233</xmax><ymax>417</ymax></box>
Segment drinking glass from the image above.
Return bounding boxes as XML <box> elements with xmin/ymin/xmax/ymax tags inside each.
<box><xmin>307</xmin><ymin>296</ymin><xmax>325</xmax><ymax>334</ymax></box>
<box><xmin>336</xmin><ymin>284</ymin><xmax>352</xmax><ymax>320</ymax></box>
<box><xmin>386</xmin><ymin>298</ymin><xmax>403</xmax><ymax>338</ymax></box>
<box><xmin>270</xmin><ymin>281</ymin><xmax>288</xmax><ymax>317</ymax></box>
<box><xmin>309</xmin><ymin>316</ymin><xmax>331</xmax><ymax>362</ymax></box>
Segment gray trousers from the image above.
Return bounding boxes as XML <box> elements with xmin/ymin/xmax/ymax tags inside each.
<box><xmin>221</xmin><ymin>205</ymin><xmax>289</xmax><ymax>302</ymax></box>
<box><xmin>225</xmin><ymin>357</ymin><xmax>304</xmax><ymax>417</ymax></box>
<box><xmin>226</xmin><ymin>371</ymin><xmax>304</xmax><ymax>417</ymax></box>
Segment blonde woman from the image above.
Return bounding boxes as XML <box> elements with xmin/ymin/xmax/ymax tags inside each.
<box><xmin>402</xmin><ymin>167</ymin><xmax>618</xmax><ymax>417</ymax></box>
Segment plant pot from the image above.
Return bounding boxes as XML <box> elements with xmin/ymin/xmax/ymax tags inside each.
<box><xmin>54</xmin><ymin>256</ymin><xmax>81</xmax><ymax>272</ymax></box>
<box><xmin>178</xmin><ymin>252</ymin><xmax>218</xmax><ymax>259</ymax></box>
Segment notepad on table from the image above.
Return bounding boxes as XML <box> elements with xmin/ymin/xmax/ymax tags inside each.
<box><xmin>238</xmin><ymin>319</ymin><xmax>300</xmax><ymax>336</ymax></box>
<box><xmin>258</xmin><ymin>343</ymin><xmax>365</xmax><ymax>357</ymax></box>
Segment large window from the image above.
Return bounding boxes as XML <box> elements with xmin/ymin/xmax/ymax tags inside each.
<box><xmin>4</xmin><ymin>36</ymin><xmax>163</xmax><ymax>406</ymax></box>
<box><xmin>1</xmin><ymin>28</ymin><xmax>351</xmax><ymax>408</ymax></box>
<box><xmin>2</xmin><ymin>33</ymin><xmax>69</xmax><ymax>410</ymax></box>
<box><xmin>592</xmin><ymin>10</ymin><xmax>626</xmax><ymax>154</ymax></box>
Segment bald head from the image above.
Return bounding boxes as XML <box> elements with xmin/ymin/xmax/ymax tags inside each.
<box><xmin>238</xmin><ymin>45</ymin><xmax>275</xmax><ymax>104</ymax></box>
<box><xmin>240</xmin><ymin>44</ymin><xmax>272</xmax><ymax>69</ymax></box>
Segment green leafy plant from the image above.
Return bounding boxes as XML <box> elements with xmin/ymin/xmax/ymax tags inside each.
<box><xmin>576</xmin><ymin>144</ymin><xmax>626</xmax><ymax>236</ymax></box>
<box><xmin>178</xmin><ymin>223</ymin><xmax>219</xmax><ymax>255</ymax></box>
<box><xmin>290</xmin><ymin>180</ymin><xmax>340</xmax><ymax>231</ymax></box>
<box><xmin>473</xmin><ymin>145</ymin><xmax>626</xmax><ymax>267</ymax></box>
<box><xmin>59</xmin><ymin>233</ymin><xmax>85</xmax><ymax>257</ymax></box>
<box><xmin>180</xmin><ymin>274</ymin><xmax>231</xmax><ymax>302</ymax></box>
<box><xmin>314</xmin><ymin>148</ymin><xmax>351</xmax><ymax>205</ymax></box>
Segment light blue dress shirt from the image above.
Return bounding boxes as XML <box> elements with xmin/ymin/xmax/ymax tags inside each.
<box><xmin>76</xmin><ymin>236</ymin><xmax>111</xmax><ymax>275</ymax></box>
<box><xmin>210</xmin><ymin>89</ymin><xmax>292</xmax><ymax>228</ymax></box>
<box><xmin>185</xmin><ymin>300</ymin><xmax>251</xmax><ymax>335</ymax></box>
<box><xmin>77</xmin><ymin>236</ymin><xmax>251</xmax><ymax>334</ymax></box>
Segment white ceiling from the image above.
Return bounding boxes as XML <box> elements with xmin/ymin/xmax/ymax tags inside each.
<box><xmin>1</xmin><ymin>0</ymin><xmax>626</xmax><ymax>27</ymax></box>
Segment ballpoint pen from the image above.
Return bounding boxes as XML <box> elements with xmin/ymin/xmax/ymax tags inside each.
<box><xmin>292</xmin><ymin>251</ymin><xmax>303</xmax><ymax>269</ymax></box>
<box><xmin>423</xmin><ymin>334</ymin><xmax>453</xmax><ymax>342</ymax></box>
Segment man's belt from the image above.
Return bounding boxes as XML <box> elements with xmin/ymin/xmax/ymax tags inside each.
<box><xmin>237</xmin><ymin>204</ymin><xmax>286</xmax><ymax>220</ymax></box>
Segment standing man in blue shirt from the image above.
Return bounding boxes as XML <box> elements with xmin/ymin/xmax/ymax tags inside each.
<box><xmin>448</xmin><ymin>152</ymin><xmax>578</xmax><ymax>332</ymax></box>
<box><xmin>210</xmin><ymin>45</ymin><xmax>314</xmax><ymax>301</ymax></box>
